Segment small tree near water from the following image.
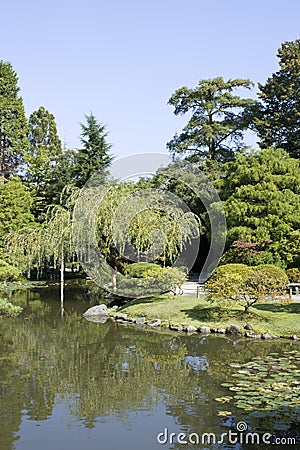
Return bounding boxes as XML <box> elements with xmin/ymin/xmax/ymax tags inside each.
<box><xmin>206</xmin><ymin>264</ymin><xmax>289</xmax><ymax>313</ymax></box>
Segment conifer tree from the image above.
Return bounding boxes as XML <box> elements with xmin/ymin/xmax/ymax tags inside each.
<box><xmin>167</xmin><ymin>77</ymin><xmax>257</xmax><ymax>162</ymax></box>
<box><xmin>73</xmin><ymin>113</ymin><xmax>113</xmax><ymax>187</ymax></box>
<box><xmin>0</xmin><ymin>61</ymin><xmax>28</xmax><ymax>181</ymax></box>
<box><xmin>256</xmin><ymin>39</ymin><xmax>300</xmax><ymax>158</ymax></box>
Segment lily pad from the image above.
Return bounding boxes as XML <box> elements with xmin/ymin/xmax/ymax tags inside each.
<box><xmin>219</xmin><ymin>349</ymin><xmax>300</xmax><ymax>427</ymax></box>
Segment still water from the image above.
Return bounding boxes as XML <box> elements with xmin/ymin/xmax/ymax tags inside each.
<box><xmin>0</xmin><ymin>283</ymin><xmax>299</xmax><ymax>449</ymax></box>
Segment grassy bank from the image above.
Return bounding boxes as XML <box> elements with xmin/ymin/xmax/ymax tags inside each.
<box><xmin>116</xmin><ymin>295</ymin><xmax>300</xmax><ymax>336</ymax></box>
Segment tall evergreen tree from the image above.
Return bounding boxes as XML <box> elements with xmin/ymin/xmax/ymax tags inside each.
<box><xmin>25</xmin><ymin>106</ymin><xmax>62</xmax><ymax>189</ymax></box>
<box><xmin>0</xmin><ymin>61</ymin><xmax>28</xmax><ymax>181</ymax></box>
<box><xmin>48</xmin><ymin>147</ymin><xmax>76</xmax><ymax>205</ymax></box>
<box><xmin>24</xmin><ymin>106</ymin><xmax>65</xmax><ymax>218</ymax></box>
<box><xmin>73</xmin><ymin>113</ymin><xmax>113</xmax><ymax>187</ymax></box>
<box><xmin>256</xmin><ymin>39</ymin><xmax>300</xmax><ymax>158</ymax></box>
<box><xmin>167</xmin><ymin>77</ymin><xmax>257</xmax><ymax>162</ymax></box>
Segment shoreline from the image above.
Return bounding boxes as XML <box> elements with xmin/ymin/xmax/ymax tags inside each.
<box><xmin>83</xmin><ymin>296</ymin><xmax>300</xmax><ymax>340</ymax></box>
<box><xmin>108</xmin><ymin>312</ymin><xmax>299</xmax><ymax>340</ymax></box>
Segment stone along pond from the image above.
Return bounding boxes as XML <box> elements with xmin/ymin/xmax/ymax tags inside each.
<box><xmin>0</xmin><ymin>283</ymin><xmax>299</xmax><ymax>449</ymax></box>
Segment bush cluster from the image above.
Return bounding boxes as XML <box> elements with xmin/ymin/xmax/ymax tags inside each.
<box><xmin>206</xmin><ymin>263</ymin><xmax>289</xmax><ymax>313</ymax></box>
<box><xmin>0</xmin><ymin>298</ymin><xmax>23</xmax><ymax>317</ymax></box>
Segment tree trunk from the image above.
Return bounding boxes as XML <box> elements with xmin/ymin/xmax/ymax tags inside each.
<box><xmin>60</xmin><ymin>249</ymin><xmax>64</xmax><ymax>313</ymax></box>
<box><xmin>0</xmin><ymin>131</ymin><xmax>5</xmax><ymax>183</ymax></box>
<box><xmin>112</xmin><ymin>268</ymin><xmax>117</xmax><ymax>292</ymax></box>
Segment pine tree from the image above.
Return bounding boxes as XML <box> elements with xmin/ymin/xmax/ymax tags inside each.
<box><xmin>167</xmin><ymin>77</ymin><xmax>257</xmax><ymax>162</ymax></box>
<box><xmin>256</xmin><ymin>39</ymin><xmax>300</xmax><ymax>158</ymax></box>
<box><xmin>73</xmin><ymin>113</ymin><xmax>113</xmax><ymax>187</ymax></box>
<box><xmin>0</xmin><ymin>61</ymin><xmax>28</xmax><ymax>181</ymax></box>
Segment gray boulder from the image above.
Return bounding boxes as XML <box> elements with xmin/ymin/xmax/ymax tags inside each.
<box><xmin>83</xmin><ymin>315</ymin><xmax>109</xmax><ymax>323</ymax></box>
<box><xmin>115</xmin><ymin>313</ymin><xmax>128</xmax><ymax>321</ymax></box>
<box><xmin>290</xmin><ymin>334</ymin><xmax>298</xmax><ymax>340</ymax></box>
<box><xmin>82</xmin><ymin>304</ymin><xmax>109</xmax><ymax>317</ymax></box>
<box><xmin>261</xmin><ymin>333</ymin><xmax>278</xmax><ymax>340</ymax></box>
<box><xmin>226</xmin><ymin>324</ymin><xmax>241</xmax><ymax>335</ymax></box>
<box><xmin>245</xmin><ymin>332</ymin><xmax>261</xmax><ymax>339</ymax></box>
<box><xmin>147</xmin><ymin>319</ymin><xmax>161</xmax><ymax>328</ymax></box>
<box><xmin>135</xmin><ymin>317</ymin><xmax>146</xmax><ymax>325</ymax></box>
<box><xmin>199</xmin><ymin>326</ymin><xmax>211</xmax><ymax>334</ymax></box>
<box><xmin>169</xmin><ymin>325</ymin><xmax>183</xmax><ymax>332</ymax></box>
<box><xmin>185</xmin><ymin>325</ymin><xmax>197</xmax><ymax>334</ymax></box>
<box><xmin>217</xmin><ymin>328</ymin><xmax>226</xmax><ymax>334</ymax></box>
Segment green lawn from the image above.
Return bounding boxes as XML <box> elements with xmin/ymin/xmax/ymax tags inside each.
<box><xmin>116</xmin><ymin>295</ymin><xmax>300</xmax><ymax>336</ymax></box>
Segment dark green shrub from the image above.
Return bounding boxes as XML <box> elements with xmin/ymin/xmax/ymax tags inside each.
<box><xmin>286</xmin><ymin>268</ymin><xmax>300</xmax><ymax>283</ymax></box>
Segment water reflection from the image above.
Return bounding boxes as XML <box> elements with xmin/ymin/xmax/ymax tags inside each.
<box><xmin>0</xmin><ymin>285</ymin><xmax>298</xmax><ymax>449</ymax></box>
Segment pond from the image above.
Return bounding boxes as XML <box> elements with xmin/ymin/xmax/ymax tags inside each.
<box><xmin>0</xmin><ymin>283</ymin><xmax>299</xmax><ymax>449</ymax></box>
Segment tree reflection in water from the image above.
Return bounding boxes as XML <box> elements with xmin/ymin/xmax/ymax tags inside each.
<box><xmin>0</xmin><ymin>289</ymin><xmax>299</xmax><ymax>450</ymax></box>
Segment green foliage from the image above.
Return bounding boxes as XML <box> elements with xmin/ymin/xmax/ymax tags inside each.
<box><xmin>256</xmin><ymin>39</ymin><xmax>300</xmax><ymax>158</ymax></box>
<box><xmin>7</xmin><ymin>187</ymin><xmax>79</xmax><ymax>279</ymax></box>
<box><xmin>0</xmin><ymin>297</ymin><xmax>22</xmax><ymax>316</ymax></box>
<box><xmin>0</xmin><ymin>61</ymin><xmax>29</xmax><ymax>179</ymax></box>
<box><xmin>0</xmin><ymin>177</ymin><xmax>36</xmax><ymax>248</ymax></box>
<box><xmin>25</xmin><ymin>106</ymin><xmax>62</xmax><ymax>186</ymax></box>
<box><xmin>24</xmin><ymin>106</ymin><xmax>64</xmax><ymax>218</ymax></box>
<box><xmin>73</xmin><ymin>113</ymin><xmax>113</xmax><ymax>187</ymax></box>
<box><xmin>92</xmin><ymin>181</ymin><xmax>200</xmax><ymax>269</ymax></box>
<box><xmin>124</xmin><ymin>263</ymin><xmax>187</xmax><ymax>296</ymax></box>
<box><xmin>220</xmin><ymin>148</ymin><xmax>300</xmax><ymax>268</ymax></box>
<box><xmin>0</xmin><ymin>259</ymin><xmax>20</xmax><ymax>281</ymax></box>
<box><xmin>286</xmin><ymin>268</ymin><xmax>300</xmax><ymax>283</ymax></box>
<box><xmin>7</xmin><ymin>227</ymin><xmax>46</xmax><ymax>276</ymax></box>
<box><xmin>206</xmin><ymin>263</ymin><xmax>251</xmax><ymax>301</ymax></box>
<box><xmin>147</xmin><ymin>266</ymin><xmax>187</xmax><ymax>293</ymax></box>
<box><xmin>126</xmin><ymin>262</ymin><xmax>186</xmax><ymax>287</ymax></box>
<box><xmin>223</xmin><ymin>350</ymin><xmax>300</xmax><ymax>429</ymax></box>
<box><xmin>125</xmin><ymin>262</ymin><xmax>161</xmax><ymax>278</ymax></box>
<box><xmin>47</xmin><ymin>148</ymin><xmax>76</xmax><ymax>205</ymax></box>
<box><xmin>207</xmin><ymin>263</ymin><xmax>289</xmax><ymax>312</ymax></box>
<box><xmin>167</xmin><ymin>77</ymin><xmax>257</xmax><ymax>162</ymax></box>
<box><xmin>221</xmin><ymin>238</ymin><xmax>285</xmax><ymax>267</ymax></box>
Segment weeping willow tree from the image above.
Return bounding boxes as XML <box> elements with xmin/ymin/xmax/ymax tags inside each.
<box><xmin>46</xmin><ymin>206</ymin><xmax>73</xmax><ymax>307</ymax></box>
<box><xmin>110</xmin><ymin>185</ymin><xmax>201</xmax><ymax>267</ymax></box>
<box><xmin>75</xmin><ymin>180</ymin><xmax>201</xmax><ymax>272</ymax></box>
<box><xmin>7</xmin><ymin>227</ymin><xmax>46</xmax><ymax>279</ymax></box>
<box><xmin>44</xmin><ymin>187</ymin><xmax>80</xmax><ymax>306</ymax></box>
<box><xmin>7</xmin><ymin>186</ymin><xmax>79</xmax><ymax>307</ymax></box>
<box><xmin>72</xmin><ymin>176</ymin><xmax>201</xmax><ymax>297</ymax></box>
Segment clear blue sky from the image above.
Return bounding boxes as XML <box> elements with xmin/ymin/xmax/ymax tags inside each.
<box><xmin>1</xmin><ymin>0</ymin><xmax>300</xmax><ymax>157</ymax></box>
